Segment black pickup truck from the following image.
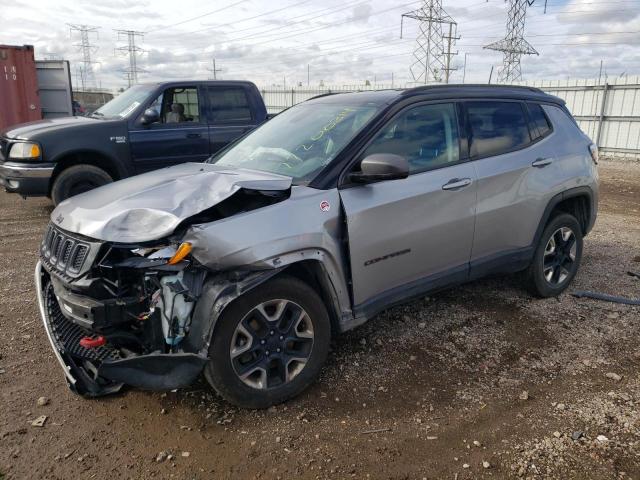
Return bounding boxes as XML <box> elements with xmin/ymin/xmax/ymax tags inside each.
<box><xmin>0</xmin><ymin>80</ymin><xmax>268</xmax><ymax>204</ymax></box>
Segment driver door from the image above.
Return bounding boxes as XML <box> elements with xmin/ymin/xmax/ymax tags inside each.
<box><xmin>129</xmin><ymin>85</ymin><xmax>210</xmax><ymax>173</ymax></box>
<box><xmin>339</xmin><ymin>102</ymin><xmax>477</xmax><ymax>309</ymax></box>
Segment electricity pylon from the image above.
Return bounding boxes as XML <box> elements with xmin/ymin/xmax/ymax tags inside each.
<box><xmin>115</xmin><ymin>30</ymin><xmax>146</xmax><ymax>87</ymax></box>
<box><xmin>484</xmin><ymin>0</ymin><xmax>539</xmax><ymax>82</ymax></box>
<box><xmin>401</xmin><ymin>0</ymin><xmax>458</xmax><ymax>84</ymax></box>
<box><xmin>68</xmin><ymin>24</ymin><xmax>100</xmax><ymax>90</ymax></box>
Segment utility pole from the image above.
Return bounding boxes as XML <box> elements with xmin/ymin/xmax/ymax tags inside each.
<box><xmin>443</xmin><ymin>22</ymin><xmax>460</xmax><ymax>83</ymax></box>
<box><xmin>483</xmin><ymin>0</ymin><xmax>540</xmax><ymax>83</ymax></box>
<box><xmin>462</xmin><ymin>53</ymin><xmax>468</xmax><ymax>83</ymax></box>
<box><xmin>207</xmin><ymin>58</ymin><xmax>223</xmax><ymax>79</ymax></box>
<box><xmin>307</xmin><ymin>64</ymin><xmax>310</xmax><ymax>86</ymax></box>
<box><xmin>400</xmin><ymin>0</ymin><xmax>457</xmax><ymax>84</ymax></box>
<box><xmin>68</xmin><ymin>24</ymin><xmax>100</xmax><ymax>90</ymax></box>
<box><xmin>115</xmin><ymin>30</ymin><xmax>145</xmax><ymax>87</ymax></box>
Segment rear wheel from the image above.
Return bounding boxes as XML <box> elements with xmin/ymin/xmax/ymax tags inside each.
<box><xmin>51</xmin><ymin>165</ymin><xmax>113</xmax><ymax>205</ymax></box>
<box><xmin>526</xmin><ymin>213</ymin><xmax>583</xmax><ymax>297</ymax></box>
<box><xmin>204</xmin><ymin>275</ymin><xmax>331</xmax><ymax>408</ymax></box>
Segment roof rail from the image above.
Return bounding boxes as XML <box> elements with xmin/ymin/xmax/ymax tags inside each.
<box><xmin>400</xmin><ymin>83</ymin><xmax>545</xmax><ymax>96</ymax></box>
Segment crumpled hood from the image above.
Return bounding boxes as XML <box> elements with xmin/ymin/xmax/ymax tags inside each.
<box><xmin>51</xmin><ymin>163</ymin><xmax>292</xmax><ymax>243</ymax></box>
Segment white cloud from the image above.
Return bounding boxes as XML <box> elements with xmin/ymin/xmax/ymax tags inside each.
<box><xmin>0</xmin><ymin>0</ymin><xmax>638</xmax><ymax>90</ymax></box>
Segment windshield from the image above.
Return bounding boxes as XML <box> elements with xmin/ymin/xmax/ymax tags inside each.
<box><xmin>211</xmin><ymin>102</ymin><xmax>380</xmax><ymax>182</ymax></box>
<box><xmin>94</xmin><ymin>84</ymin><xmax>156</xmax><ymax>118</ymax></box>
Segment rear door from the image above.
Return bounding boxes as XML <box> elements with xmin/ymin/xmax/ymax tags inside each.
<box><xmin>129</xmin><ymin>85</ymin><xmax>210</xmax><ymax>173</ymax></box>
<box><xmin>339</xmin><ymin>102</ymin><xmax>477</xmax><ymax>308</ymax></box>
<box><xmin>203</xmin><ymin>85</ymin><xmax>257</xmax><ymax>154</ymax></box>
<box><xmin>467</xmin><ymin>100</ymin><xmax>564</xmax><ymax>272</ymax></box>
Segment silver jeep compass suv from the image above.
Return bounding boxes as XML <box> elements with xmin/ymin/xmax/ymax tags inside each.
<box><xmin>36</xmin><ymin>85</ymin><xmax>598</xmax><ymax>408</ymax></box>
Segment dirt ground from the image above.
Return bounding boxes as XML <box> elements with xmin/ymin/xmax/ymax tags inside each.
<box><xmin>0</xmin><ymin>159</ymin><xmax>639</xmax><ymax>480</ymax></box>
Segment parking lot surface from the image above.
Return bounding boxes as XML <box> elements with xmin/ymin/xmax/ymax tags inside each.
<box><xmin>1</xmin><ymin>159</ymin><xmax>639</xmax><ymax>479</ymax></box>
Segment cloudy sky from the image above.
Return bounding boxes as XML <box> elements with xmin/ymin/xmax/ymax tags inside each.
<box><xmin>1</xmin><ymin>0</ymin><xmax>639</xmax><ymax>91</ymax></box>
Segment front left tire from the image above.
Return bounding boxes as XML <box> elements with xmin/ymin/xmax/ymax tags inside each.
<box><xmin>51</xmin><ymin>164</ymin><xmax>113</xmax><ymax>205</ymax></box>
<box><xmin>204</xmin><ymin>275</ymin><xmax>331</xmax><ymax>409</ymax></box>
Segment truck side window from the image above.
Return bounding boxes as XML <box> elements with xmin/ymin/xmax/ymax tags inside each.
<box><xmin>147</xmin><ymin>87</ymin><xmax>200</xmax><ymax>124</ymax></box>
<box><xmin>467</xmin><ymin>101</ymin><xmax>531</xmax><ymax>158</ymax></box>
<box><xmin>362</xmin><ymin>103</ymin><xmax>460</xmax><ymax>173</ymax></box>
<box><xmin>206</xmin><ymin>87</ymin><xmax>253</xmax><ymax>123</ymax></box>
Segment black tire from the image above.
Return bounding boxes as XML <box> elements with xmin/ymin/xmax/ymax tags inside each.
<box><xmin>51</xmin><ymin>165</ymin><xmax>113</xmax><ymax>206</ymax></box>
<box><xmin>204</xmin><ymin>275</ymin><xmax>331</xmax><ymax>409</ymax></box>
<box><xmin>526</xmin><ymin>213</ymin><xmax>583</xmax><ymax>297</ymax></box>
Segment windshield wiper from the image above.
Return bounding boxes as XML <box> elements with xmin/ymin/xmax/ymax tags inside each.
<box><xmin>90</xmin><ymin>111</ymin><xmax>105</xmax><ymax>118</ymax></box>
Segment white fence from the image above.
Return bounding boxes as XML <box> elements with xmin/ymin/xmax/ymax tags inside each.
<box><xmin>259</xmin><ymin>77</ymin><xmax>640</xmax><ymax>159</ymax></box>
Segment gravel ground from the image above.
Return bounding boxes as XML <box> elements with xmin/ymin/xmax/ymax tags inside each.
<box><xmin>0</xmin><ymin>159</ymin><xmax>639</xmax><ymax>480</ymax></box>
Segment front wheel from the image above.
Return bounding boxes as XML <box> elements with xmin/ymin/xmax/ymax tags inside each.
<box><xmin>204</xmin><ymin>275</ymin><xmax>331</xmax><ymax>408</ymax></box>
<box><xmin>51</xmin><ymin>164</ymin><xmax>113</xmax><ymax>205</ymax></box>
<box><xmin>526</xmin><ymin>213</ymin><xmax>583</xmax><ymax>297</ymax></box>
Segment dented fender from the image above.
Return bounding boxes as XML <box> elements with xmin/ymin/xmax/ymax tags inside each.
<box><xmin>183</xmin><ymin>186</ymin><xmax>352</xmax><ymax>320</ymax></box>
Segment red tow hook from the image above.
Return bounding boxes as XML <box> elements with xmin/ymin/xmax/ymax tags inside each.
<box><xmin>79</xmin><ymin>336</ymin><xmax>106</xmax><ymax>349</ymax></box>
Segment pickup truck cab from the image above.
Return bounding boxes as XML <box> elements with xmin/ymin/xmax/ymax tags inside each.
<box><xmin>0</xmin><ymin>80</ymin><xmax>268</xmax><ymax>204</ymax></box>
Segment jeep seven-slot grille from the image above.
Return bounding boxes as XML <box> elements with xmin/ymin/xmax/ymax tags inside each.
<box><xmin>41</xmin><ymin>224</ymin><xmax>93</xmax><ymax>277</ymax></box>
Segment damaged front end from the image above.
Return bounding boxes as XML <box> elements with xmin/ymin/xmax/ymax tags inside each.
<box><xmin>35</xmin><ymin>224</ymin><xmax>211</xmax><ymax>396</ymax></box>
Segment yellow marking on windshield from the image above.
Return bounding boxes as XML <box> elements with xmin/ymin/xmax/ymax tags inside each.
<box><xmin>299</xmin><ymin>108</ymin><xmax>355</xmax><ymax>151</ymax></box>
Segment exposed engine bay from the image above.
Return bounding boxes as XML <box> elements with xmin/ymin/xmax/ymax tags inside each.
<box><xmin>36</xmin><ymin>185</ymin><xmax>292</xmax><ymax>396</ymax></box>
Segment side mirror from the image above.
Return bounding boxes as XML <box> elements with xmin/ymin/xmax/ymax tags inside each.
<box><xmin>140</xmin><ymin>108</ymin><xmax>160</xmax><ymax>125</ymax></box>
<box><xmin>349</xmin><ymin>153</ymin><xmax>409</xmax><ymax>184</ymax></box>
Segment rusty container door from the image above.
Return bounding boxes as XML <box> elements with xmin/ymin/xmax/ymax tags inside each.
<box><xmin>0</xmin><ymin>45</ymin><xmax>42</xmax><ymax>131</ymax></box>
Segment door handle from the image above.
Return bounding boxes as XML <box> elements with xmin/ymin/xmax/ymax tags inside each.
<box><xmin>442</xmin><ymin>178</ymin><xmax>472</xmax><ymax>191</ymax></box>
<box><xmin>186</xmin><ymin>133</ymin><xmax>202</xmax><ymax>138</ymax></box>
<box><xmin>532</xmin><ymin>157</ymin><xmax>553</xmax><ymax>168</ymax></box>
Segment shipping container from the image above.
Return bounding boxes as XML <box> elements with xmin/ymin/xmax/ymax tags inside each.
<box><xmin>36</xmin><ymin>60</ymin><xmax>73</xmax><ymax>119</ymax></box>
<box><xmin>0</xmin><ymin>45</ymin><xmax>42</xmax><ymax>130</ymax></box>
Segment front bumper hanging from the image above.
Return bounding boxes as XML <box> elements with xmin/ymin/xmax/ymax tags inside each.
<box><xmin>34</xmin><ymin>262</ymin><xmax>207</xmax><ymax>397</ymax></box>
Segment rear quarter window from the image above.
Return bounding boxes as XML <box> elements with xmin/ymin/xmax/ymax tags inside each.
<box><xmin>527</xmin><ymin>103</ymin><xmax>552</xmax><ymax>139</ymax></box>
<box><xmin>467</xmin><ymin>101</ymin><xmax>531</xmax><ymax>158</ymax></box>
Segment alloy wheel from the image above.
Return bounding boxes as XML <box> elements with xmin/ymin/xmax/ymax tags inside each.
<box><xmin>542</xmin><ymin>226</ymin><xmax>577</xmax><ymax>285</ymax></box>
<box><xmin>230</xmin><ymin>299</ymin><xmax>314</xmax><ymax>390</ymax></box>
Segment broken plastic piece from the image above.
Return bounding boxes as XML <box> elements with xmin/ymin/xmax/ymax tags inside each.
<box><xmin>80</xmin><ymin>336</ymin><xmax>106</xmax><ymax>348</ymax></box>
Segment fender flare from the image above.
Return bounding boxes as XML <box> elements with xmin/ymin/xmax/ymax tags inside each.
<box><xmin>532</xmin><ymin>186</ymin><xmax>595</xmax><ymax>248</ymax></box>
<box><xmin>182</xmin><ymin>268</ymin><xmax>284</xmax><ymax>355</ymax></box>
<box><xmin>184</xmin><ymin>256</ymin><xmax>352</xmax><ymax>355</ymax></box>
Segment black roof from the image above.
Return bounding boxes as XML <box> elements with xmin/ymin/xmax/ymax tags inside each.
<box><xmin>306</xmin><ymin>84</ymin><xmax>564</xmax><ymax>106</ymax></box>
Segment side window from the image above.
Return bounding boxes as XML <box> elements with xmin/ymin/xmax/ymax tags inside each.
<box><xmin>527</xmin><ymin>102</ymin><xmax>552</xmax><ymax>139</ymax></box>
<box><xmin>362</xmin><ymin>103</ymin><xmax>460</xmax><ymax>173</ymax></box>
<box><xmin>467</xmin><ymin>101</ymin><xmax>531</xmax><ymax>158</ymax></box>
<box><xmin>206</xmin><ymin>87</ymin><xmax>253</xmax><ymax>123</ymax></box>
<box><xmin>170</xmin><ymin>87</ymin><xmax>200</xmax><ymax>123</ymax></box>
<box><xmin>148</xmin><ymin>87</ymin><xmax>200</xmax><ymax>124</ymax></box>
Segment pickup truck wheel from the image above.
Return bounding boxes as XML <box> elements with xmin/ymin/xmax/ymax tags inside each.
<box><xmin>51</xmin><ymin>165</ymin><xmax>113</xmax><ymax>205</ymax></box>
<box><xmin>526</xmin><ymin>213</ymin><xmax>583</xmax><ymax>297</ymax></box>
<box><xmin>204</xmin><ymin>275</ymin><xmax>331</xmax><ymax>408</ymax></box>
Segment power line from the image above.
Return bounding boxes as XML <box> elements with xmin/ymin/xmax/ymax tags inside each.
<box><xmin>157</xmin><ymin>0</ymin><xmax>319</xmax><ymax>39</ymax></box>
<box><xmin>68</xmin><ymin>24</ymin><xmax>100</xmax><ymax>90</ymax></box>
<box><xmin>115</xmin><ymin>30</ymin><xmax>146</xmax><ymax>87</ymax></box>
<box><xmin>147</xmin><ymin>0</ymin><xmax>251</xmax><ymax>33</ymax></box>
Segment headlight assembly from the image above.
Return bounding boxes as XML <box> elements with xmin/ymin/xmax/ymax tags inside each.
<box><xmin>9</xmin><ymin>142</ymin><xmax>42</xmax><ymax>161</ymax></box>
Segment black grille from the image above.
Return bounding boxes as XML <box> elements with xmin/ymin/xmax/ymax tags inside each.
<box><xmin>44</xmin><ymin>281</ymin><xmax>119</xmax><ymax>362</ymax></box>
<box><xmin>0</xmin><ymin>138</ymin><xmax>8</xmax><ymax>162</ymax></box>
<box><xmin>41</xmin><ymin>224</ymin><xmax>95</xmax><ymax>277</ymax></box>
